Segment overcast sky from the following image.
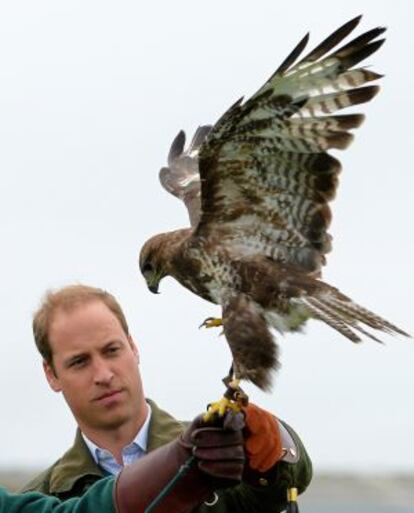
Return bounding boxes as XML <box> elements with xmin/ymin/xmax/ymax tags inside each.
<box><xmin>0</xmin><ymin>1</ymin><xmax>413</xmax><ymax>473</ymax></box>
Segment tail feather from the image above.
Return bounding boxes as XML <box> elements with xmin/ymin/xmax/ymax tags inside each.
<box><xmin>351</xmin><ymin>324</ymin><xmax>385</xmax><ymax>345</ymax></box>
<box><xmin>301</xmin><ymin>291</ymin><xmax>409</xmax><ymax>342</ymax></box>
<box><xmin>322</xmin><ymin>295</ymin><xmax>388</xmax><ymax>332</ymax></box>
<box><xmin>302</xmin><ymin>296</ymin><xmax>362</xmax><ymax>342</ymax></box>
<box><xmin>327</xmin><ymin>295</ymin><xmax>408</xmax><ymax>336</ymax></box>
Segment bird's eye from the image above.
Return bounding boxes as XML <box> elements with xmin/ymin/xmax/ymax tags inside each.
<box><xmin>142</xmin><ymin>262</ymin><xmax>153</xmax><ymax>274</ymax></box>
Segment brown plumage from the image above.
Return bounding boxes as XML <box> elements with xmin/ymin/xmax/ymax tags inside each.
<box><xmin>139</xmin><ymin>16</ymin><xmax>409</xmax><ymax>391</ymax></box>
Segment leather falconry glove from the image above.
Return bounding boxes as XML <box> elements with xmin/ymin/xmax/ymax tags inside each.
<box><xmin>243</xmin><ymin>402</ymin><xmax>283</xmax><ymax>473</ymax></box>
<box><xmin>114</xmin><ymin>411</ymin><xmax>245</xmax><ymax>513</ymax></box>
<box><xmin>242</xmin><ymin>403</ymin><xmax>301</xmax><ymax>512</ymax></box>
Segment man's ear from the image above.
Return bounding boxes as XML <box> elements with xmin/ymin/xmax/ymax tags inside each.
<box><xmin>43</xmin><ymin>360</ymin><xmax>62</xmax><ymax>392</ymax></box>
<box><xmin>128</xmin><ymin>336</ymin><xmax>140</xmax><ymax>363</ymax></box>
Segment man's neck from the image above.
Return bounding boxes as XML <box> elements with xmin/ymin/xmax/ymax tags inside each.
<box><xmin>81</xmin><ymin>402</ymin><xmax>149</xmax><ymax>465</ymax></box>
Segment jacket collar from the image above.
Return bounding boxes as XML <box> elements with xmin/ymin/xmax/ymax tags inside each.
<box><xmin>146</xmin><ymin>398</ymin><xmax>186</xmax><ymax>451</ymax></box>
<box><xmin>49</xmin><ymin>429</ymin><xmax>103</xmax><ymax>494</ymax></box>
<box><xmin>48</xmin><ymin>398</ymin><xmax>185</xmax><ymax>494</ymax></box>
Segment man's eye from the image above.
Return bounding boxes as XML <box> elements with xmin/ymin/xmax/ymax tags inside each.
<box><xmin>107</xmin><ymin>346</ymin><xmax>120</xmax><ymax>355</ymax></box>
<box><xmin>70</xmin><ymin>358</ymin><xmax>86</xmax><ymax>368</ymax></box>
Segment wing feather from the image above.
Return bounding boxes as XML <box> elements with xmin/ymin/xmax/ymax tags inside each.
<box><xmin>298</xmin><ymin>15</ymin><xmax>363</xmax><ymax>63</ymax></box>
<box><xmin>159</xmin><ymin>125</ymin><xmax>212</xmax><ymax>227</ymax></box>
<box><xmin>195</xmin><ymin>17</ymin><xmax>385</xmax><ymax>273</ymax></box>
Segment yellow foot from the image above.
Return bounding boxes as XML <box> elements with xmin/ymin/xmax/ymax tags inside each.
<box><xmin>199</xmin><ymin>317</ymin><xmax>223</xmax><ymax>329</ymax></box>
<box><xmin>203</xmin><ymin>379</ymin><xmax>249</xmax><ymax>422</ymax></box>
<box><xmin>203</xmin><ymin>396</ymin><xmax>242</xmax><ymax>422</ymax></box>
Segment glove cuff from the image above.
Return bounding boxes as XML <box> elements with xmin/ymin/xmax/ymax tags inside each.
<box><xmin>114</xmin><ymin>438</ymin><xmax>213</xmax><ymax>513</ymax></box>
<box><xmin>243</xmin><ymin>419</ymin><xmax>300</xmax><ymax>487</ymax></box>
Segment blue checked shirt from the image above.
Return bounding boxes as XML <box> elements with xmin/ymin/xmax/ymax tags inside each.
<box><xmin>82</xmin><ymin>403</ymin><xmax>152</xmax><ymax>476</ymax></box>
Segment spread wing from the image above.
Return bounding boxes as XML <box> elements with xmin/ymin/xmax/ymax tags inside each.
<box><xmin>159</xmin><ymin>125</ymin><xmax>212</xmax><ymax>227</ymax></box>
<box><xmin>195</xmin><ymin>16</ymin><xmax>385</xmax><ymax>274</ymax></box>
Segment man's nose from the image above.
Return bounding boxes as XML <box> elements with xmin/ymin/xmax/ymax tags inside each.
<box><xmin>93</xmin><ymin>358</ymin><xmax>114</xmax><ymax>385</ymax></box>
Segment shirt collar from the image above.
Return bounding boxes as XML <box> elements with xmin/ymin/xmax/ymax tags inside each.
<box><xmin>81</xmin><ymin>402</ymin><xmax>152</xmax><ymax>465</ymax></box>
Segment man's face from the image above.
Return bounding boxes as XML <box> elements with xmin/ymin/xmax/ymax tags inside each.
<box><xmin>44</xmin><ymin>300</ymin><xmax>144</xmax><ymax>432</ymax></box>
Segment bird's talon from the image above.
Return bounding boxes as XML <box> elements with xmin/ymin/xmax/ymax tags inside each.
<box><xmin>203</xmin><ymin>396</ymin><xmax>242</xmax><ymax>422</ymax></box>
<box><xmin>199</xmin><ymin>317</ymin><xmax>223</xmax><ymax>329</ymax></box>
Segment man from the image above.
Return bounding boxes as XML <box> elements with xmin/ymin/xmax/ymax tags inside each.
<box><xmin>1</xmin><ymin>408</ymin><xmax>247</xmax><ymax>512</ymax></box>
<box><xmin>22</xmin><ymin>284</ymin><xmax>312</xmax><ymax>511</ymax></box>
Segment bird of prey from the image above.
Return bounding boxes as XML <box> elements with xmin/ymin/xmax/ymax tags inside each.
<box><xmin>139</xmin><ymin>16</ymin><xmax>408</xmax><ymax>403</ymax></box>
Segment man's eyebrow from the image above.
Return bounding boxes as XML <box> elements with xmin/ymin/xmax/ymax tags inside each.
<box><xmin>102</xmin><ymin>339</ymin><xmax>123</xmax><ymax>349</ymax></box>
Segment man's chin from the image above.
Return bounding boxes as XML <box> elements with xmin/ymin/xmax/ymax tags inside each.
<box><xmin>101</xmin><ymin>411</ymin><xmax>132</xmax><ymax>429</ymax></box>
<box><xmin>85</xmin><ymin>409</ymin><xmax>131</xmax><ymax>431</ymax></box>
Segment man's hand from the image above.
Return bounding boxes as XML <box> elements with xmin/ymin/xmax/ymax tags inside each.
<box><xmin>180</xmin><ymin>411</ymin><xmax>245</xmax><ymax>483</ymax></box>
<box><xmin>243</xmin><ymin>403</ymin><xmax>283</xmax><ymax>472</ymax></box>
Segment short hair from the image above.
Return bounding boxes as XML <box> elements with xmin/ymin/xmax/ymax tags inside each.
<box><xmin>33</xmin><ymin>284</ymin><xmax>130</xmax><ymax>367</ymax></box>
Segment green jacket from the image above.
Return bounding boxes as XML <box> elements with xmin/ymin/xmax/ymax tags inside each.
<box><xmin>0</xmin><ymin>478</ymin><xmax>115</xmax><ymax>513</ymax></box>
<box><xmin>21</xmin><ymin>400</ymin><xmax>312</xmax><ymax>512</ymax></box>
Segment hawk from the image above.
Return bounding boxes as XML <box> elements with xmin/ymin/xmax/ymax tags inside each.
<box><xmin>139</xmin><ymin>16</ymin><xmax>408</xmax><ymax>398</ymax></box>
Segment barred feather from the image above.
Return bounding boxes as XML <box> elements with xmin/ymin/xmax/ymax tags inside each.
<box><xmin>300</xmin><ymin>86</ymin><xmax>380</xmax><ymax>117</ymax></box>
<box><xmin>301</xmin><ymin>297</ymin><xmax>362</xmax><ymax>342</ymax></box>
<box><xmin>197</xmin><ymin>17</ymin><xmax>385</xmax><ymax>274</ymax></box>
<box><xmin>300</xmin><ymin>291</ymin><xmax>409</xmax><ymax>344</ymax></box>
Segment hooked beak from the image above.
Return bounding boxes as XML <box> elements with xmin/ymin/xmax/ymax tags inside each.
<box><xmin>148</xmin><ymin>283</ymin><xmax>159</xmax><ymax>294</ymax></box>
<box><xmin>144</xmin><ymin>269</ymin><xmax>164</xmax><ymax>295</ymax></box>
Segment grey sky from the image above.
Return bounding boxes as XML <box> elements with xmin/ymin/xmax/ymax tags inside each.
<box><xmin>0</xmin><ymin>1</ymin><xmax>413</xmax><ymax>472</ymax></box>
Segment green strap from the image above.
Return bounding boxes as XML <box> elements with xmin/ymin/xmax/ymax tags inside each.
<box><xmin>144</xmin><ymin>456</ymin><xmax>196</xmax><ymax>513</ymax></box>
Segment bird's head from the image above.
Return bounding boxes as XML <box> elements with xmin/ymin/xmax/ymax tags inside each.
<box><xmin>139</xmin><ymin>228</ymin><xmax>192</xmax><ymax>294</ymax></box>
<box><xmin>139</xmin><ymin>235</ymin><xmax>169</xmax><ymax>294</ymax></box>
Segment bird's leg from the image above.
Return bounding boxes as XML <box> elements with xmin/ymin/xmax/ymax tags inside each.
<box><xmin>199</xmin><ymin>317</ymin><xmax>223</xmax><ymax>329</ymax></box>
<box><xmin>222</xmin><ymin>364</ymin><xmax>234</xmax><ymax>389</ymax></box>
<box><xmin>223</xmin><ymin>377</ymin><xmax>249</xmax><ymax>409</ymax></box>
<box><xmin>204</xmin><ymin>364</ymin><xmax>249</xmax><ymax>422</ymax></box>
